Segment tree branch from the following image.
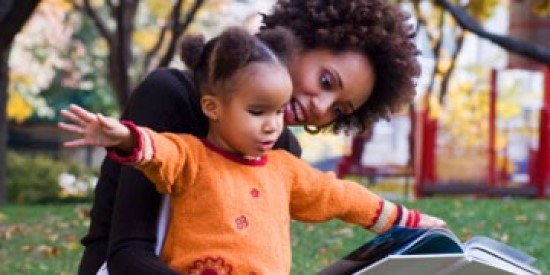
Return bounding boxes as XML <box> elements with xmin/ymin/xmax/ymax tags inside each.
<box><xmin>440</xmin><ymin>29</ymin><xmax>465</xmax><ymax>103</ymax></box>
<box><xmin>106</xmin><ymin>0</ymin><xmax>115</xmax><ymax>11</ymax></box>
<box><xmin>142</xmin><ymin>0</ymin><xmax>183</xmax><ymax>74</ymax></box>
<box><xmin>142</xmin><ymin>24</ymin><xmax>169</xmax><ymax>73</ymax></box>
<box><xmin>82</xmin><ymin>0</ymin><xmax>114</xmax><ymax>45</ymax></box>
<box><xmin>158</xmin><ymin>0</ymin><xmax>205</xmax><ymax>67</ymax></box>
<box><xmin>435</xmin><ymin>0</ymin><xmax>550</xmax><ymax>65</ymax></box>
<box><xmin>413</xmin><ymin>1</ymin><xmax>434</xmax><ymax>42</ymax></box>
<box><xmin>425</xmin><ymin>8</ymin><xmax>446</xmax><ymax>100</ymax></box>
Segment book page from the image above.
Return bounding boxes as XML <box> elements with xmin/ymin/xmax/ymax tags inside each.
<box><xmin>391</xmin><ymin>227</ymin><xmax>463</xmax><ymax>255</ymax></box>
<box><xmin>353</xmin><ymin>254</ymin><xmax>465</xmax><ymax>275</ymax></box>
<box><xmin>463</xmin><ymin>236</ymin><xmax>541</xmax><ymax>275</ymax></box>
<box><xmin>464</xmin><ymin>236</ymin><xmax>535</xmax><ymax>265</ymax></box>
<box><xmin>319</xmin><ymin>227</ymin><xmax>541</xmax><ymax>275</ymax></box>
<box><xmin>466</xmin><ymin>248</ymin><xmax>541</xmax><ymax>275</ymax></box>
<box><xmin>444</xmin><ymin>258</ymin><xmax>521</xmax><ymax>275</ymax></box>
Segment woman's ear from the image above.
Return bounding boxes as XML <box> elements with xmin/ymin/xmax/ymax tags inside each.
<box><xmin>201</xmin><ymin>95</ymin><xmax>221</xmax><ymax>121</ymax></box>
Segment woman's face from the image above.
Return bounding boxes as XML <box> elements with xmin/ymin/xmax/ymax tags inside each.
<box><xmin>284</xmin><ymin>49</ymin><xmax>376</xmax><ymax>127</ymax></box>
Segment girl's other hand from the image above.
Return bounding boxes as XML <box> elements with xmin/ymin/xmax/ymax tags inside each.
<box><xmin>418</xmin><ymin>213</ymin><xmax>447</xmax><ymax>229</ymax></box>
<box><xmin>58</xmin><ymin>104</ymin><xmax>131</xmax><ymax>149</ymax></box>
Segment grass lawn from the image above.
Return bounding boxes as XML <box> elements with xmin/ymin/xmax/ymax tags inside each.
<box><xmin>1</xmin><ymin>198</ymin><xmax>548</xmax><ymax>274</ymax></box>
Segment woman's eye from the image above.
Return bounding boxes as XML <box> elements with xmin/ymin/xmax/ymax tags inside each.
<box><xmin>320</xmin><ymin>72</ymin><xmax>332</xmax><ymax>90</ymax></box>
<box><xmin>333</xmin><ymin>106</ymin><xmax>344</xmax><ymax>117</ymax></box>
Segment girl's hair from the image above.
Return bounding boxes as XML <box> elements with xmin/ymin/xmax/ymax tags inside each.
<box><xmin>262</xmin><ymin>0</ymin><xmax>421</xmax><ymax>133</ymax></box>
<box><xmin>180</xmin><ymin>26</ymin><xmax>299</xmax><ymax>98</ymax></box>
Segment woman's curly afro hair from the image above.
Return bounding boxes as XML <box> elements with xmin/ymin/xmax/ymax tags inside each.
<box><xmin>261</xmin><ymin>0</ymin><xmax>420</xmax><ymax>133</ymax></box>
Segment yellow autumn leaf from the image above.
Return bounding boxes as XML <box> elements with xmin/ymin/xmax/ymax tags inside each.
<box><xmin>133</xmin><ymin>29</ymin><xmax>161</xmax><ymax>52</ymax></box>
<box><xmin>532</xmin><ymin>0</ymin><xmax>550</xmax><ymax>16</ymax></box>
<box><xmin>43</xmin><ymin>0</ymin><xmax>73</xmax><ymax>11</ymax></box>
<box><xmin>64</xmin><ymin>241</ymin><xmax>80</xmax><ymax>251</ymax></box>
<box><xmin>90</xmin><ymin>0</ymin><xmax>104</xmax><ymax>7</ymax></box>
<box><xmin>9</xmin><ymin>72</ymin><xmax>33</xmax><ymax>86</ymax></box>
<box><xmin>7</xmin><ymin>90</ymin><xmax>33</xmax><ymax>124</ymax></box>
<box><xmin>468</xmin><ymin>0</ymin><xmax>500</xmax><ymax>21</ymax></box>
<box><xmin>92</xmin><ymin>38</ymin><xmax>109</xmax><ymax>56</ymax></box>
<box><xmin>429</xmin><ymin>95</ymin><xmax>441</xmax><ymax>119</ymax></box>
<box><xmin>147</xmin><ymin>0</ymin><xmax>173</xmax><ymax>20</ymax></box>
<box><xmin>497</xmin><ymin>101</ymin><xmax>521</xmax><ymax>120</ymax></box>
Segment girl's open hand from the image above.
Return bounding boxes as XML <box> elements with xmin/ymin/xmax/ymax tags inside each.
<box><xmin>58</xmin><ymin>104</ymin><xmax>131</xmax><ymax>148</ymax></box>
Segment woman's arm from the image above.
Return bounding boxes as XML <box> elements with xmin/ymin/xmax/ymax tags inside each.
<box><xmin>78</xmin><ymin>157</ymin><xmax>120</xmax><ymax>275</ymax></box>
<box><xmin>275</xmin><ymin>126</ymin><xmax>302</xmax><ymax>158</ymax></box>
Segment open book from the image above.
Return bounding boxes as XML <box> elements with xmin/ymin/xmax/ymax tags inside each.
<box><xmin>318</xmin><ymin>226</ymin><xmax>541</xmax><ymax>275</ymax></box>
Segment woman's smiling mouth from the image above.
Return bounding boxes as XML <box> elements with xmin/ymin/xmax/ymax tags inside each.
<box><xmin>284</xmin><ymin>98</ymin><xmax>307</xmax><ymax>124</ymax></box>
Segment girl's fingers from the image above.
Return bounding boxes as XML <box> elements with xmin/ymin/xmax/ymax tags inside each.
<box><xmin>69</xmin><ymin>104</ymin><xmax>96</xmax><ymax>123</ymax></box>
<box><xmin>58</xmin><ymin>122</ymin><xmax>85</xmax><ymax>135</ymax></box>
<box><xmin>96</xmin><ymin>113</ymin><xmax>113</xmax><ymax>130</ymax></box>
<box><xmin>60</xmin><ymin>109</ymin><xmax>87</xmax><ymax>126</ymax></box>
<box><xmin>63</xmin><ymin>138</ymin><xmax>89</xmax><ymax>148</ymax></box>
<box><xmin>97</xmin><ymin>114</ymin><xmax>126</xmax><ymax>136</ymax></box>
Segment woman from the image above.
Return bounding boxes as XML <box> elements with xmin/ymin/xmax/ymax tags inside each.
<box><xmin>78</xmin><ymin>0</ymin><xmax>425</xmax><ymax>274</ymax></box>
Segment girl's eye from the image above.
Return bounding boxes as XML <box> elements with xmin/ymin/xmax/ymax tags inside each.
<box><xmin>276</xmin><ymin>107</ymin><xmax>285</xmax><ymax>115</ymax></box>
<box><xmin>320</xmin><ymin>72</ymin><xmax>332</xmax><ymax>90</ymax></box>
<box><xmin>248</xmin><ymin>109</ymin><xmax>264</xmax><ymax>116</ymax></box>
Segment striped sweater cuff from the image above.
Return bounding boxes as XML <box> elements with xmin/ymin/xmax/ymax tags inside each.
<box><xmin>368</xmin><ymin>202</ymin><xmax>422</xmax><ymax>234</ymax></box>
<box><xmin>368</xmin><ymin>200</ymin><xmax>396</xmax><ymax>234</ymax></box>
<box><xmin>107</xmin><ymin>121</ymin><xmax>155</xmax><ymax>164</ymax></box>
<box><xmin>393</xmin><ymin>204</ymin><xmax>421</xmax><ymax>228</ymax></box>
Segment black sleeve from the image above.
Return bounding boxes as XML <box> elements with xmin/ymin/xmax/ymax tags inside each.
<box><xmin>107</xmin><ymin>69</ymin><xmax>205</xmax><ymax>275</ymax></box>
<box><xmin>77</xmin><ymin>158</ymin><xmax>120</xmax><ymax>275</ymax></box>
<box><xmin>275</xmin><ymin>126</ymin><xmax>302</xmax><ymax>158</ymax></box>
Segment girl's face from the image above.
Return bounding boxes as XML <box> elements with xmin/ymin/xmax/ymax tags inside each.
<box><xmin>208</xmin><ymin>63</ymin><xmax>292</xmax><ymax>157</ymax></box>
<box><xmin>285</xmin><ymin>49</ymin><xmax>376</xmax><ymax>127</ymax></box>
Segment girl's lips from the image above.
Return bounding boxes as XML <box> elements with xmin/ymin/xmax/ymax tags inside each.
<box><xmin>260</xmin><ymin>141</ymin><xmax>275</xmax><ymax>150</ymax></box>
<box><xmin>284</xmin><ymin>99</ymin><xmax>307</xmax><ymax>124</ymax></box>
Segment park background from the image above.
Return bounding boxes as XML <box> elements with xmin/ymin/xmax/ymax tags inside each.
<box><xmin>1</xmin><ymin>0</ymin><xmax>549</xmax><ymax>274</ymax></box>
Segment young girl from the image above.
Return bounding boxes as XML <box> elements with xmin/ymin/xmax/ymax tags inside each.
<box><xmin>60</xmin><ymin>27</ymin><xmax>444</xmax><ymax>274</ymax></box>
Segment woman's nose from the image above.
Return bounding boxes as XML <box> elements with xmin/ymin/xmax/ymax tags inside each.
<box><xmin>310</xmin><ymin>94</ymin><xmax>335</xmax><ymax>122</ymax></box>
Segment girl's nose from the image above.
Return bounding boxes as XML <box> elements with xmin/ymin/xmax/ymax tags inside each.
<box><xmin>263</xmin><ymin>116</ymin><xmax>282</xmax><ymax>134</ymax></box>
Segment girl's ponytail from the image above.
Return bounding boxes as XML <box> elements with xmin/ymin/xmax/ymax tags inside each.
<box><xmin>180</xmin><ymin>34</ymin><xmax>206</xmax><ymax>70</ymax></box>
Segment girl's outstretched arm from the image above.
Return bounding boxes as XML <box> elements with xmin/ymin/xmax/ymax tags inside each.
<box><xmin>58</xmin><ymin>104</ymin><xmax>135</xmax><ymax>152</ymax></box>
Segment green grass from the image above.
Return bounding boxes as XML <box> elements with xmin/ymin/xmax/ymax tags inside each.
<box><xmin>0</xmin><ymin>203</ymin><xmax>89</xmax><ymax>274</ymax></box>
<box><xmin>291</xmin><ymin>198</ymin><xmax>550</xmax><ymax>274</ymax></box>
<box><xmin>1</xmin><ymin>199</ymin><xmax>548</xmax><ymax>274</ymax></box>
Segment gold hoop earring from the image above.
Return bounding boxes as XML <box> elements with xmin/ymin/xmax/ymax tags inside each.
<box><xmin>303</xmin><ymin>125</ymin><xmax>321</xmax><ymax>134</ymax></box>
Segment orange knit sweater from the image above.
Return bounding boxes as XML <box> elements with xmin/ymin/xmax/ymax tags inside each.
<box><xmin>108</xmin><ymin>123</ymin><xmax>420</xmax><ymax>274</ymax></box>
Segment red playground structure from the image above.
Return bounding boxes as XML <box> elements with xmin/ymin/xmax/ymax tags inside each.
<box><xmin>337</xmin><ymin>67</ymin><xmax>550</xmax><ymax>199</ymax></box>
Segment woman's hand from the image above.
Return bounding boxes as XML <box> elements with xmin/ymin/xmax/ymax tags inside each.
<box><xmin>58</xmin><ymin>104</ymin><xmax>134</xmax><ymax>151</ymax></box>
<box><xmin>418</xmin><ymin>213</ymin><xmax>447</xmax><ymax>229</ymax></box>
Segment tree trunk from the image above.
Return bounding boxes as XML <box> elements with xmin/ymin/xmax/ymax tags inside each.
<box><xmin>108</xmin><ymin>43</ymin><xmax>130</xmax><ymax>108</ymax></box>
<box><xmin>106</xmin><ymin>0</ymin><xmax>137</xmax><ymax>109</ymax></box>
<box><xmin>0</xmin><ymin>0</ymin><xmax>41</xmax><ymax>205</ymax></box>
<box><xmin>0</xmin><ymin>46</ymin><xmax>9</xmax><ymax>205</ymax></box>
